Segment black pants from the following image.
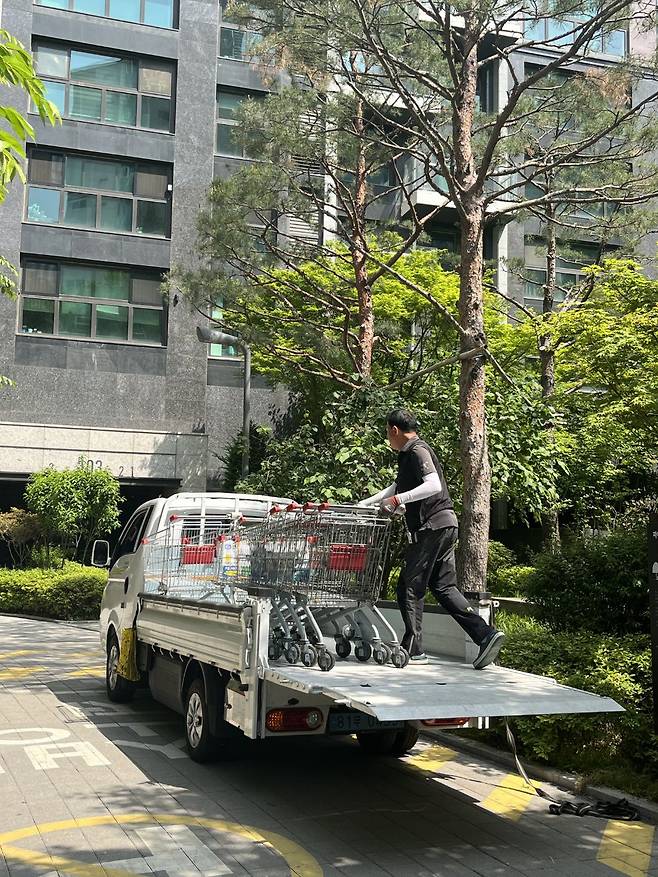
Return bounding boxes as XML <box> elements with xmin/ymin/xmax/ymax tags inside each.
<box><xmin>396</xmin><ymin>526</ymin><xmax>491</xmax><ymax>656</ymax></box>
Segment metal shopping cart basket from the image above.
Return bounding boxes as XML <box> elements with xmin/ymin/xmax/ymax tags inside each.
<box><xmin>240</xmin><ymin>502</ymin><xmax>409</xmax><ymax>671</ymax></box>
<box><xmin>143</xmin><ymin>513</ymin><xmax>249</xmax><ymax>603</ymax></box>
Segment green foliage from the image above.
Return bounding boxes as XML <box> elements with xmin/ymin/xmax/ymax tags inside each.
<box><xmin>0</xmin><ymin>507</ymin><xmax>42</xmax><ymax>567</ymax></box>
<box><xmin>525</xmin><ymin>529</ymin><xmax>648</xmax><ymax>635</ymax></box>
<box><xmin>25</xmin><ymin>459</ymin><xmax>123</xmax><ymax>564</ymax></box>
<box><xmin>218</xmin><ymin>423</ymin><xmax>272</xmax><ymax>491</ymax></box>
<box><xmin>487</xmin><ymin>541</ymin><xmax>516</xmax><ymax>574</ymax></box>
<box><xmin>0</xmin><ymin>29</ymin><xmax>59</xmax><ymax>205</ymax></box>
<box><xmin>508</xmin><ymin>259</ymin><xmax>658</xmax><ymax>530</ymax></box>
<box><xmin>0</xmin><ymin>562</ymin><xmax>107</xmax><ymax>620</ymax></box>
<box><xmin>495</xmin><ymin>613</ymin><xmax>657</xmax><ymax>780</ymax></box>
<box><xmin>488</xmin><ymin>565</ymin><xmax>537</xmax><ymax>597</ymax></box>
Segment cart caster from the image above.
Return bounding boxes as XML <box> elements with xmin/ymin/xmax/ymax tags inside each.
<box><xmin>269</xmin><ymin>641</ymin><xmax>283</xmax><ymax>661</ymax></box>
<box><xmin>355</xmin><ymin>642</ymin><xmax>373</xmax><ymax>663</ymax></box>
<box><xmin>335</xmin><ymin>637</ymin><xmax>352</xmax><ymax>660</ymax></box>
<box><xmin>285</xmin><ymin>644</ymin><xmax>301</xmax><ymax>664</ymax></box>
<box><xmin>390</xmin><ymin>646</ymin><xmax>410</xmax><ymax>669</ymax></box>
<box><xmin>317</xmin><ymin>649</ymin><xmax>336</xmax><ymax>672</ymax></box>
<box><xmin>300</xmin><ymin>644</ymin><xmax>318</xmax><ymax>668</ymax></box>
<box><xmin>373</xmin><ymin>643</ymin><xmax>391</xmax><ymax>666</ymax></box>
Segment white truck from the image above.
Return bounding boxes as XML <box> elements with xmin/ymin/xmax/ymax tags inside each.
<box><xmin>95</xmin><ymin>491</ymin><xmax>623</xmax><ymax>763</ymax></box>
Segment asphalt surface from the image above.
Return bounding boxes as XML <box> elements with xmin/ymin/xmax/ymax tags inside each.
<box><xmin>0</xmin><ymin>614</ymin><xmax>655</xmax><ymax>877</ymax></box>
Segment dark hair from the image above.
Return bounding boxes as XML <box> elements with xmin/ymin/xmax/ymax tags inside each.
<box><xmin>386</xmin><ymin>409</ymin><xmax>419</xmax><ymax>433</ymax></box>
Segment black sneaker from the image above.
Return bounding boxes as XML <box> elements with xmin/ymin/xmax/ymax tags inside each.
<box><xmin>472</xmin><ymin>630</ymin><xmax>506</xmax><ymax>670</ymax></box>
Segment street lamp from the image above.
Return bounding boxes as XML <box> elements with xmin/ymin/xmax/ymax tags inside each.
<box><xmin>196</xmin><ymin>325</ymin><xmax>251</xmax><ymax>478</ymax></box>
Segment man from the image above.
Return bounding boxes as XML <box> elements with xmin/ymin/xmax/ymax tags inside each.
<box><xmin>359</xmin><ymin>409</ymin><xmax>505</xmax><ymax>669</ymax></box>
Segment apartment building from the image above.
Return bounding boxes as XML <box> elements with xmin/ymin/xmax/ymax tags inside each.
<box><xmin>0</xmin><ymin>0</ymin><xmax>654</xmax><ymax>511</ymax></box>
<box><xmin>0</xmin><ymin>0</ymin><xmax>287</xmax><ymax>511</ymax></box>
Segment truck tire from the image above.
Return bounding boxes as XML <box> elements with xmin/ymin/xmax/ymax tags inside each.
<box><xmin>356</xmin><ymin>723</ymin><xmax>419</xmax><ymax>756</ymax></box>
<box><xmin>184</xmin><ymin>679</ymin><xmax>217</xmax><ymax>763</ymax></box>
<box><xmin>106</xmin><ymin>634</ymin><xmax>136</xmax><ymax>704</ymax></box>
<box><xmin>391</xmin><ymin>724</ymin><xmax>419</xmax><ymax>756</ymax></box>
<box><xmin>356</xmin><ymin>729</ymin><xmax>398</xmax><ymax>755</ymax></box>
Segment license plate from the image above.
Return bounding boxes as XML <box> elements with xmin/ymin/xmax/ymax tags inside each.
<box><xmin>328</xmin><ymin>712</ymin><xmax>403</xmax><ymax>733</ymax></box>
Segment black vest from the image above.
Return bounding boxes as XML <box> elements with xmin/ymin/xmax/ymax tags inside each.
<box><xmin>396</xmin><ymin>438</ymin><xmax>458</xmax><ymax>532</ymax></box>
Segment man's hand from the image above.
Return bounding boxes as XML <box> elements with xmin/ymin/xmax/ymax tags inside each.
<box><xmin>380</xmin><ymin>495</ymin><xmax>402</xmax><ymax>517</ymax></box>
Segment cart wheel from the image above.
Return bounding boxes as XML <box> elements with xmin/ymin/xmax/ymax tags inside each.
<box><xmin>269</xmin><ymin>641</ymin><xmax>283</xmax><ymax>661</ymax></box>
<box><xmin>335</xmin><ymin>637</ymin><xmax>352</xmax><ymax>660</ymax></box>
<box><xmin>300</xmin><ymin>644</ymin><xmax>318</xmax><ymax>668</ymax></box>
<box><xmin>285</xmin><ymin>643</ymin><xmax>301</xmax><ymax>664</ymax></box>
<box><xmin>317</xmin><ymin>649</ymin><xmax>336</xmax><ymax>672</ymax></box>
<box><xmin>355</xmin><ymin>642</ymin><xmax>373</xmax><ymax>663</ymax></box>
<box><xmin>372</xmin><ymin>644</ymin><xmax>391</xmax><ymax>666</ymax></box>
<box><xmin>390</xmin><ymin>646</ymin><xmax>410</xmax><ymax>669</ymax></box>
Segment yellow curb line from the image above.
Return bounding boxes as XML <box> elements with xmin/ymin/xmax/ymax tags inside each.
<box><xmin>0</xmin><ymin>812</ymin><xmax>323</xmax><ymax>877</ymax></box>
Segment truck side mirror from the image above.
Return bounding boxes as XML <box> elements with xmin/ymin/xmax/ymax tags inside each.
<box><xmin>91</xmin><ymin>539</ymin><xmax>111</xmax><ymax>568</ymax></box>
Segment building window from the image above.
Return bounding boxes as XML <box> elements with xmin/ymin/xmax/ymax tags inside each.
<box><xmin>523</xmin><ymin>241</ymin><xmax>601</xmax><ymax>311</ymax></box>
<box><xmin>525</xmin><ymin>15</ymin><xmax>626</xmax><ymax>57</ymax></box>
<box><xmin>34</xmin><ymin>0</ymin><xmax>176</xmax><ymax>28</ymax></box>
<box><xmin>34</xmin><ymin>44</ymin><xmax>174</xmax><ymax>132</ymax></box>
<box><xmin>216</xmin><ymin>90</ymin><xmax>261</xmax><ymax>157</ymax></box>
<box><xmin>208</xmin><ymin>305</ymin><xmax>240</xmax><ymax>358</ymax></box>
<box><xmin>20</xmin><ymin>259</ymin><xmax>166</xmax><ymax>345</ymax></box>
<box><xmin>26</xmin><ymin>149</ymin><xmax>171</xmax><ymax>237</ymax></box>
<box><xmin>219</xmin><ymin>26</ymin><xmax>262</xmax><ymax>61</ymax></box>
<box><xmin>476</xmin><ymin>63</ymin><xmax>497</xmax><ymax>113</ymax></box>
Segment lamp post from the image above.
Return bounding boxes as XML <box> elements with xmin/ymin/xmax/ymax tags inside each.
<box><xmin>196</xmin><ymin>326</ymin><xmax>251</xmax><ymax>478</ymax></box>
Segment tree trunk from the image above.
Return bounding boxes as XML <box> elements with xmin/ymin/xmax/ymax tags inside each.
<box><xmin>351</xmin><ymin>96</ymin><xmax>374</xmax><ymax>377</ymax></box>
<box><xmin>454</xmin><ymin>17</ymin><xmax>491</xmax><ymax>591</ymax></box>
<box><xmin>539</xmin><ymin>202</ymin><xmax>561</xmax><ymax>551</ymax></box>
<box><xmin>458</xmin><ymin>206</ymin><xmax>491</xmax><ymax>590</ymax></box>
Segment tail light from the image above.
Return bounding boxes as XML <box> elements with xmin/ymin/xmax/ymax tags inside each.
<box><xmin>421</xmin><ymin>717</ymin><xmax>471</xmax><ymax>728</ymax></box>
<box><xmin>266</xmin><ymin>707</ymin><xmax>324</xmax><ymax>732</ymax></box>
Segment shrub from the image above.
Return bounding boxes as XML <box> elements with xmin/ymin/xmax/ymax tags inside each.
<box><xmin>25</xmin><ymin>459</ymin><xmax>122</xmax><ymax>565</ymax></box>
<box><xmin>493</xmin><ymin>612</ymin><xmax>658</xmax><ymax>780</ymax></box>
<box><xmin>0</xmin><ymin>562</ymin><xmax>107</xmax><ymax>620</ymax></box>
<box><xmin>490</xmin><ymin>565</ymin><xmax>537</xmax><ymax>597</ymax></box>
<box><xmin>525</xmin><ymin>529</ymin><xmax>648</xmax><ymax>634</ymax></box>
<box><xmin>488</xmin><ymin>540</ymin><xmax>517</xmax><ymax>574</ymax></box>
<box><xmin>0</xmin><ymin>507</ymin><xmax>42</xmax><ymax>567</ymax></box>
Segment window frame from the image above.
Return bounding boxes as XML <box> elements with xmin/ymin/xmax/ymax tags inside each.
<box><xmin>34</xmin><ymin>0</ymin><xmax>179</xmax><ymax>30</ymax></box>
<box><xmin>33</xmin><ymin>42</ymin><xmax>175</xmax><ymax>133</ymax></box>
<box><xmin>524</xmin><ymin>14</ymin><xmax>627</xmax><ymax>58</ymax></box>
<box><xmin>18</xmin><ymin>258</ymin><xmax>167</xmax><ymax>347</ymax></box>
<box><xmin>26</xmin><ymin>149</ymin><xmax>172</xmax><ymax>238</ymax></box>
<box><xmin>215</xmin><ymin>88</ymin><xmax>263</xmax><ymax>158</ymax></box>
<box><xmin>219</xmin><ymin>24</ymin><xmax>263</xmax><ymax>61</ymax></box>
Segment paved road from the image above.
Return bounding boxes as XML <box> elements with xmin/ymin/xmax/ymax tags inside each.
<box><xmin>0</xmin><ymin>615</ymin><xmax>655</xmax><ymax>877</ymax></box>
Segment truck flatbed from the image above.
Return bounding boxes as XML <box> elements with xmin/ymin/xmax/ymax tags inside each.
<box><xmin>265</xmin><ymin>654</ymin><xmax>623</xmax><ymax>722</ymax></box>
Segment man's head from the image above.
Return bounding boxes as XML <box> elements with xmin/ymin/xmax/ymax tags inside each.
<box><xmin>386</xmin><ymin>409</ymin><xmax>419</xmax><ymax>451</ymax></box>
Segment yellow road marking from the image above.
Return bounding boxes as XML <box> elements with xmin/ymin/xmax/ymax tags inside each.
<box><xmin>598</xmin><ymin>820</ymin><xmax>656</xmax><ymax>877</ymax></box>
<box><xmin>405</xmin><ymin>744</ymin><xmax>457</xmax><ymax>773</ymax></box>
<box><xmin>0</xmin><ymin>812</ymin><xmax>323</xmax><ymax>877</ymax></box>
<box><xmin>65</xmin><ymin>651</ymin><xmax>103</xmax><ymax>659</ymax></box>
<box><xmin>0</xmin><ymin>650</ymin><xmax>38</xmax><ymax>660</ymax></box>
<box><xmin>479</xmin><ymin>772</ymin><xmax>541</xmax><ymax>822</ymax></box>
<box><xmin>0</xmin><ymin>666</ymin><xmax>46</xmax><ymax>681</ymax></box>
<box><xmin>64</xmin><ymin>666</ymin><xmax>104</xmax><ymax>678</ymax></box>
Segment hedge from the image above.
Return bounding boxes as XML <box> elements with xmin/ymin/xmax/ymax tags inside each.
<box><xmin>491</xmin><ymin>612</ymin><xmax>658</xmax><ymax>797</ymax></box>
<box><xmin>0</xmin><ymin>563</ymin><xmax>107</xmax><ymax>620</ymax></box>
<box><xmin>524</xmin><ymin>529</ymin><xmax>649</xmax><ymax>634</ymax></box>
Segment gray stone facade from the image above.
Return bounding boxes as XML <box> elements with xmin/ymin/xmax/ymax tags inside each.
<box><xmin>0</xmin><ymin>0</ymin><xmax>286</xmax><ymax>495</ymax></box>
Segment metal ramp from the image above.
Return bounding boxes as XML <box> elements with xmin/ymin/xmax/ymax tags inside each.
<box><xmin>264</xmin><ymin>654</ymin><xmax>623</xmax><ymax>722</ymax></box>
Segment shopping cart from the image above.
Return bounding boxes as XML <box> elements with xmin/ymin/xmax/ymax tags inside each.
<box><xmin>240</xmin><ymin>502</ymin><xmax>409</xmax><ymax>671</ymax></box>
<box><xmin>143</xmin><ymin>513</ymin><xmax>249</xmax><ymax>603</ymax></box>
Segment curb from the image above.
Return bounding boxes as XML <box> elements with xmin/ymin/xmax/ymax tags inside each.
<box><xmin>423</xmin><ymin>729</ymin><xmax>658</xmax><ymax>824</ymax></box>
<box><xmin>0</xmin><ymin>612</ymin><xmax>98</xmax><ymax>631</ymax></box>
